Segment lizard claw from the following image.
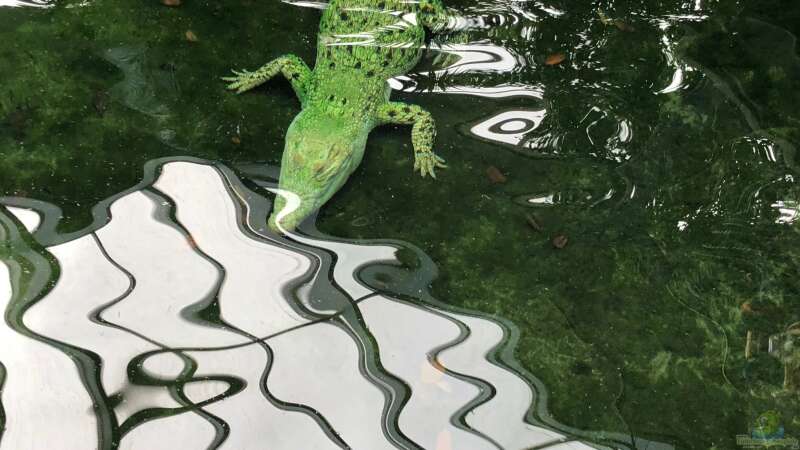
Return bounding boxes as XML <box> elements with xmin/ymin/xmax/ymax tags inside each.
<box><xmin>222</xmin><ymin>69</ymin><xmax>261</xmax><ymax>93</ymax></box>
<box><xmin>414</xmin><ymin>152</ymin><xmax>447</xmax><ymax>179</ymax></box>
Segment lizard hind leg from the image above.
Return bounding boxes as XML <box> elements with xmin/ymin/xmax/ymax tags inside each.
<box><xmin>222</xmin><ymin>54</ymin><xmax>312</xmax><ymax>101</ymax></box>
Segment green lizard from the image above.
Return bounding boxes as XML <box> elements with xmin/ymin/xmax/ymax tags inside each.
<box><xmin>223</xmin><ymin>0</ymin><xmax>451</xmax><ymax>232</ymax></box>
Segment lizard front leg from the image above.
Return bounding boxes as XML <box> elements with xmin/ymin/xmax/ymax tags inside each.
<box><xmin>377</xmin><ymin>102</ymin><xmax>447</xmax><ymax>178</ymax></box>
<box><xmin>222</xmin><ymin>54</ymin><xmax>312</xmax><ymax>102</ymax></box>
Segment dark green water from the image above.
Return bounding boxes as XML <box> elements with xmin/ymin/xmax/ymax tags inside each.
<box><xmin>1</xmin><ymin>0</ymin><xmax>799</xmax><ymax>448</ymax></box>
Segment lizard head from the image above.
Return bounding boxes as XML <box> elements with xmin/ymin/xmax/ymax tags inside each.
<box><xmin>268</xmin><ymin>108</ymin><xmax>368</xmax><ymax>233</ymax></box>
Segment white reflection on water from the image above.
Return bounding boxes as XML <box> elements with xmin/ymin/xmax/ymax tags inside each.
<box><xmin>282</xmin><ymin>0</ymin><xmax>330</xmax><ymax>9</ymax></box>
<box><xmin>0</xmin><ymin>159</ymin><xmax>618</xmax><ymax>450</ymax></box>
<box><xmin>470</xmin><ymin>109</ymin><xmax>546</xmax><ymax>147</ymax></box>
<box><xmin>389</xmin><ymin>42</ymin><xmax>544</xmax><ymax>98</ymax></box>
<box><xmin>653</xmin><ymin>18</ymin><xmax>704</xmax><ymax>95</ymax></box>
<box><xmin>0</xmin><ymin>0</ymin><xmax>52</xmax><ymax>7</ymax></box>
<box><xmin>428</xmin><ymin>42</ymin><xmax>521</xmax><ymax>75</ymax></box>
<box><xmin>772</xmin><ymin>200</ymin><xmax>800</xmax><ymax>225</ymax></box>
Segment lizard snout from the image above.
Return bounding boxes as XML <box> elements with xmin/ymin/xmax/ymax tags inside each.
<box><xmin>268</xmin><ymin>189</ymin><xmax>321</xmax><ymax>234</ymax></box>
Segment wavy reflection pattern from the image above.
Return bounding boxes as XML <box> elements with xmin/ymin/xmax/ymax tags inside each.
<box><xmin>378</xmin><ymin>1</ymin><xmax>707</xmax><ymax>160</ymax></box>
<box><xmin>0</xmin><ymin>160</ymin><xmax>606</xmax><ymax>450</ymax></box>
<box><xmin>0</xmin><ymin>1</ymin><xmax>52</xmax><ymax>8</ymax></box>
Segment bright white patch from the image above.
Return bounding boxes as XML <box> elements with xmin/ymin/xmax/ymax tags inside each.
<box><xmin>0</xmin><ymin>263</ymin><xmax>99</xmax><ymax>450</ymax></box>
<box><xmin>470</xmin><ymin>109</ymin><xmax>547</xmax><ymax>147</ymax></box>
<box><xmin>499</xmin><ymin>119</ymin><xmax>532</xmax><ymax>133</ymax></box>
<box><xmin>6</xmin><ymin>206</ymin><xmax>41</xmax><ymax>232</ymax></box>
<box><xmin>0</xmin><ymin>0</ymin><xmax>53</xmax><ymax>7</ymax></box>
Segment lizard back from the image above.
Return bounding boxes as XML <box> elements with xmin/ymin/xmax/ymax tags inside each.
<box><xmin>312</xmin><ymin>0</ymin><xmax>427</xmax><ymax>105</ymax></box>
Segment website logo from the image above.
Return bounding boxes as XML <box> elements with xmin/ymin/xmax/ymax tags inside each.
<box><xmin>737</xmin><ymin>411</ymin><xmax>798</xmax><ymax>449</ymax></box>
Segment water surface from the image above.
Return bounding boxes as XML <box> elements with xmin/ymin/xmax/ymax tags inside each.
<box><xmin>1</xmin><ymin>0</ymin><xmax>799</xmax><ymax>448</ymax></box>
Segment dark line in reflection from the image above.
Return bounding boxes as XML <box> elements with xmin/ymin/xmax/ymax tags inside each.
<box><xmin>171</xmin><ymin>388</ymin><xmax>231</xmax><ymax>450</ymax></box>
<box><xmin>0</xmin><ymin>361</ymin><xmax>6</xmax><ymax>445</ymax></box>
<box><xmin>259</xmin><ymin>343</ymin><xmax>353</xmax><ymax>449</ymax></box>
<box><xmin>119</xmin><ymin>351</ymin><xmax>244</xmax><ymax>440</ymax></box>
<box><xmin>90</xmin><ymin>232</ymin><xmax>233</xmax><ymax>447</ymax></box>
<box><xmin>146</xmin><ymin>187</ymin><xmax>352</xmax><ymax>449</ymax></box>
<box><xmin>394</xmin><ymin>297</ymin><xmax>504</xmax><ymax>449</ymax></box>
<box><xmin>217</xmin><ymin>163</ymin><xmax>430</xmax><ymax>449</ymax></box>
<box><xmin>333</xmin><ymin>310</ymin><xmax>422</xmax><ymax>449</ymax></box>
<box><xmin>216</xmin><ymin>164</ymin><xmax>357</xmax><ymax>317</ymax></box>
<box><xmin>339</xmin><ymin>231</ymin><xmax>639</xmax><ymax>449</ymax></box>
<box><xmin>0</xmin><ymin>206</ymin><xmax>119</xmax><ymax>450</ymax></box>
<box><xmin>526</xmin><ymin>439</ymin><xmax>583</xmax><ymax>450</ymax></box>
<box><xmin>132</xmin><ymin>350</ymin><xmax>232</xmax><ymax>448</ymax></box>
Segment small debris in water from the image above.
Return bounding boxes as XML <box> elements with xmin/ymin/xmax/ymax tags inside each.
<box><xmin>351</xmin><ymin>216</ymin><xmax>371</xmax><ymax>227</ymax></box>
<box><xmin>420</xmin><ymin>361</ymin><xmax>444</xmax><ymax>384</ymax></box>
<box><xmin>598</xmin><ymin>9</ymin><xmax>635</xmax><ymax>32</ymax></box>
<box><xmin>525</xmin><ymin>213</ymin><xmax>543</xmax><ymax>232</ymax></box>
<box><xmin>185</xmin><ymin>30</ymin><xmax>199</xmax><ymax>42</ymax></box>
<box><xmin>435</xmin><ymin>429</ymin><xmax>453</xmax><ymax>450</ymax></box>
<box><xmin>544</xmin><ymin>53</ymin><xmax>566</xmax><ymax>66</ymax></box>
<box><xmin>92</xmin><ymin>90</ymin><xmax>110</xmax><ymax>117</ymax></box>
<box><xmin>551</xmin><ymin>234</ymin><xmax>568</xmax><ymax>249</ymax></box>
<box><xmin>745</xmin><ymin>330</ymin><xmax>753</xmax><ymax>359</ymax></box>
<box><xmin>4</xmin><ymin>106</ymin><xmax>32</xmax><ymax>141</ymax></box>
<box><xmin>161</xmin><ymin>0</ymin><xmax>181</xmax><ymax>6</ymax></box>
<box><xmin>486</xmin><ymin>165</ymin><xmax>507</xmax><ymax>184</ymax></box>
<box><xmin>570</xmin><ymin>361</ymin><xmax>592</xmax><ymax>375</ymax></box>
<box><xmin>597</xmin><ymin>9</ymin><xmax>613</xmax><ymax>25</ymax></box>
<box><xmin>613</xmin><ymin>20</ymin><xmax>635</xmax><ymax>32</ymax></box>
<box><xmin>231</xmin><ymin>136</ymin><xmax>241</xmax><ymax>145</ymax></box>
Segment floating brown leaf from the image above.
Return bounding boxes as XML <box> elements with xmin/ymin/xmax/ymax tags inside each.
<box><xmin>525</xmin><ymin>213</ymin><xmax>543</xmax><ymax>232</ymax></box>
<box><xmin>486</xmin><ymin>165</ymin><xmax>507</xmax><ymax>184</ymax></box>
<box><xmin>544</xmin><ymin>53</ymin><xmax>566</xmax><ymax>66</ymax></box>
<box><xmin>92</xmin><ymin>90</ymin><xmax>110</xmax><ymax>117</ymax></box>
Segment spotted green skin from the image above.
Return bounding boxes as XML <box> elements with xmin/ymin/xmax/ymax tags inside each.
<box><xmin>224</xmin><ymin>0</ymin><xmax>449</xmax><ymax>232</ymax></box>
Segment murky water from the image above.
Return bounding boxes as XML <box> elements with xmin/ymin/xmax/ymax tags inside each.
<box><xmin>1</xmin><ymin>0</ymin><xmax>799</xmax><ymax>449</ymax></box>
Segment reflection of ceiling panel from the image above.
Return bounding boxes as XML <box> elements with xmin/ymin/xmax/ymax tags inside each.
<box><xmin>0</xmin><ymin>159</ymin><xmax>618</xmax><ymax>450</ymax></box>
